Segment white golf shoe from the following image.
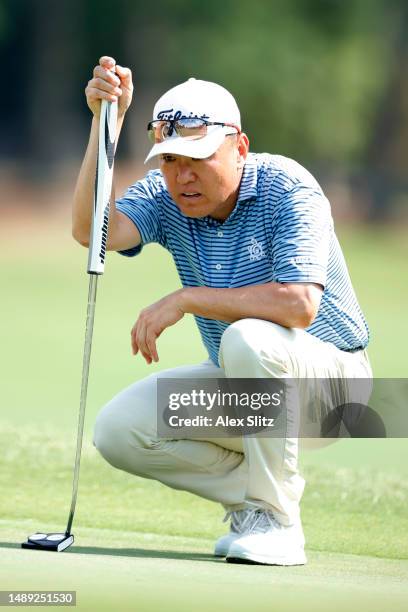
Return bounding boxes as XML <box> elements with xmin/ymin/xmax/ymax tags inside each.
<box><xmin>214</xmin><ymin>508</ymin><xmax>257</xmax><ymax>557</ymax></box>
<box><xmin>226</xmin><ymin>508</ymin><xmax>307</xmax><ymax>565</ymax></box>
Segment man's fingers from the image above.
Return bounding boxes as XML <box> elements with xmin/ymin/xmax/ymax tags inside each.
<box><xmin>88</xmin><ymin>59</ymin><xmax>132</xmax><ymax>119</ymax></box>
<box><xmin>135</xmin><ymin>322</ymin><xmax>153</xmax><ymax>365</ymax></box>
<box><xmin>146</xmin><ymin>332</ymin><xmax>159</xmax><ymax>363</ymax></box>
<box><xmin>131</xmin><ymin>330</ymin><xmax>150</xmax><ymax>363</ymax></box>
<box><xmin>131</xmin><ymin>323</ymin><xmax>139</xmax><ymax>355</ymax></box>
<box><xmin>99</xmin><ymin>55</ymin><xmax>116</xmax><ymax>69</ymax></box>
<box><xmin>115</xmin><ymin>64</ymin><xmax>133</xmax><ymax>87</ymax></box>
<box><xmin>131</xmin><ymin>336</ymin><xmax>138</xmax><ymax>355</ymax></box>
<box><xmin>85</xmin><ymin>85</ymin><xmax>118</xmax><ymax>104</ymax></box>
<box><xmin>93</xmin><ymin>65</ymin><xmax>121</xmax><ymax>86</ymax></box>
<box><xmin>91</xmin><ymin>77</ymin><xmax>122</xmax><ymax>96</ymax></box>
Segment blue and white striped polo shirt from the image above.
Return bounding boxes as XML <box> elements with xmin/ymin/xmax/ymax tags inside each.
<box><xmin>116</xmin><ymin>153</ymin><xmax>369</xmax><ymax>366</ymax></box>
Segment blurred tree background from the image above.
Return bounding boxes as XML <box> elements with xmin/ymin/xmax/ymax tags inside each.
<box><xmin>0</xmin><ymin>0</ymin><xmax>407</xmax><ymax>220</ymax></box>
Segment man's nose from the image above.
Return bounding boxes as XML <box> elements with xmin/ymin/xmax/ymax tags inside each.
<box><xmin>176</xmin><ymin>161</ymin><xmax>196</xmax><ymax>184</ymax></box>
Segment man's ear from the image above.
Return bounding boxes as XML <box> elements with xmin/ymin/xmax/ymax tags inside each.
<box><xmin>237</xmin><ymin>133</ymin><xmax>249</xmax><ymax>166</ymax></box>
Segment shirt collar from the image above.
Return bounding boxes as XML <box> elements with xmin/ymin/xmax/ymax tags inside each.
<box><xmin>201</xmin><ymin>155</ymin><xmax>257</xmax><ymax>227</ymax></box>
<box><xmin>236</xmin><ymin>152</ymin><xmax>258</xmax><ymax>204</ymax></box>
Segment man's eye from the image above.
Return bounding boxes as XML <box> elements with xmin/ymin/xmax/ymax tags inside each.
<box><xmin>161</xmin><ymin>154</ymin><xmax>175</xmax><ymax>163</ymax></box>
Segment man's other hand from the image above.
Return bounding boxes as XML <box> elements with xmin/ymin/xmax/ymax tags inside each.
<box><xmin>131</xmin><ymin>291</ymin><xmax>186</xmax><ymax>364</ymax></box>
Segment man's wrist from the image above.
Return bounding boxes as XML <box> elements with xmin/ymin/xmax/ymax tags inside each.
<box><xmin>176</xmin><ymin>286</ymin><xmax>199</xmax><ymax>315</ymax></box>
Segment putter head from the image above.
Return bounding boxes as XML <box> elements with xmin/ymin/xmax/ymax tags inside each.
<box><xmin>21</xmin><ymin>532</ymin><xmax>74</xmax><ymax>552</ymax></box>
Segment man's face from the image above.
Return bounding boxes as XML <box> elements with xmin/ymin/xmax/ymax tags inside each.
<box><xmin>158</xmin><ymin>134</ymin><xmax>249</xmax><ymax>221</ymax></box>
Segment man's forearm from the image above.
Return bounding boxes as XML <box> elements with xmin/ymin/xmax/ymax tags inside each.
<box><xmin>179</xmin><ymin>283</ymin><xmax>322</xmax><ymax>329</ymax></box>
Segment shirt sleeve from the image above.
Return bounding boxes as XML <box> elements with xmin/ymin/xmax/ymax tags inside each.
<box><xmin>115</xmin><ymin>170</ymin><xmax>168</xmax><ymax>257</ymax></box>
<box><xmin>271</xmin><ymin>183</ymin><xmax>332</xmax><ymax>286</ymax></box>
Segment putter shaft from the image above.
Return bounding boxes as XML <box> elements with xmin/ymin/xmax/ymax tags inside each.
<box><xmin>66</xmin><ymin>273</ymin><xmax>98</xmax><ymax>535</ymax></box>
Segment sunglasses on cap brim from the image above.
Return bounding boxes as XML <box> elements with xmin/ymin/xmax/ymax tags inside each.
<box><xmin>147</xmin><ymin>117</ymin><xmax>241</xmax><ymax>143</ymax></box>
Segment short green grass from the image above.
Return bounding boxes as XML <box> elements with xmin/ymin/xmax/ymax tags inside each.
<box><xmin>2</xmin><ymin>532</ymin><xmax>408</xmax><ymax>612</ymax></box>
<box><xmin>1</xmin><ymin>427</ymin><xmax>407</xmax><ymax>558</ymax></box>
<box><xmin>1</xmin><ymin>219</ymin><xmax>407</xmax><ymax>611</ymax></box>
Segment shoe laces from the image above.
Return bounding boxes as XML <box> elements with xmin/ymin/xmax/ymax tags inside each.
<box><xmin>243</xmin><ymin>508</ymin><xmax>282</xmax><ymax>534</ymax></box>
<box><xmin>223</xmin><ymin>509</ymin><xmax>249</xmax><ymax>534</ymax></box>
<box><xmin>224</xmin><ymin>507</ymin><xmax>281</xmax><ymax>534</ymax></box>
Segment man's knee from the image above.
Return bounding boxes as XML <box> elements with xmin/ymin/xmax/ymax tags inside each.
<box><xmin>93</xmin><ymin>398</ymin><xmax>156</xmax><ymax>473</ymax></box>
<box><xmin>93</xmin><ymin>403</ymin><xmax>129</xmax><ymax>468</ymax></box>
<box><xmin>219</xmin><ymin>318</ymin><xmax>294</xmax><ymax>375</ymax></box>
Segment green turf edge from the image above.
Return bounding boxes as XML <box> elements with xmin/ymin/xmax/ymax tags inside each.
<box><xmin>1</xmin><ymin>521</ymin><xmax>408</xmax><ymax>612</ymax></box>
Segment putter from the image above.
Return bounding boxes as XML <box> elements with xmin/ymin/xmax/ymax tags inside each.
<box><xmin>22</xmin><ymin>98</ymin><xmax>117</xmax><ymax>552</ymax></box>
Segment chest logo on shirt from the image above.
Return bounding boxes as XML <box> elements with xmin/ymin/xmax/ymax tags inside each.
<box><xmin>248</xmin><ymin>237</ymin><xmax>265</xmax><ymax>262</ymax></box>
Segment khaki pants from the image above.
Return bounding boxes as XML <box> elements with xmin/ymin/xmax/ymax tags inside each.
<box><xmin>93</xmin><ymin>319</ymin><xmax>372</xmax><ymax>526</ymax></box>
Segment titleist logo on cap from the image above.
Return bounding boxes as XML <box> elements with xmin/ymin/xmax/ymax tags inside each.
<box><xmin>157</xmin><ymin>109</ymin><xmax>210</xmax><ymax>121</ymax></box>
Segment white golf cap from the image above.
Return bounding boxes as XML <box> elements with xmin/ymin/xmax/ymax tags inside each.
<box><xmin>144</xmin><ymin>78</ymin><xmax>241</xmax><ymax>163</ymax></box>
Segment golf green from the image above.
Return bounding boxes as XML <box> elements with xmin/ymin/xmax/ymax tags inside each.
<box><xmin>1</xmin><ymin>219</ymin><xmax>407</xmax><ymax>611</ymax></box>
<box><xmin>2</xmin><ymin>527</ymin><xmax>408</xmax><ymax>612</ymax></box>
